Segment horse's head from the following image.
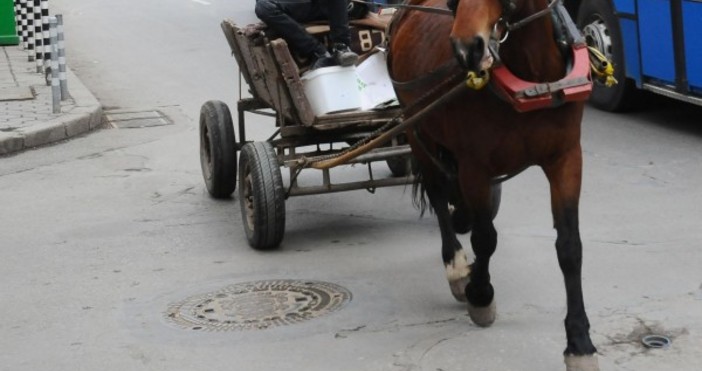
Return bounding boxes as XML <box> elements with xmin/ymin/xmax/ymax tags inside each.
<box><xmin>449</xmin><ymin>0</ymin><xmax>516</xmax><ymax>73</ymax></box>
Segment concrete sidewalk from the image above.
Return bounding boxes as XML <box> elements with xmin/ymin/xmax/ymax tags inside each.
<box><xmin>0</xmin><ymin>45</ymin><xmax>102</xmax><ymax>156</ymax></box>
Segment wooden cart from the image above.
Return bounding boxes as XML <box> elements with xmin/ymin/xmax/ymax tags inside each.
<box><xmin>199</xmin><ymin>20</ymin><xmax>414</xmax><ymax>250</ymax></box>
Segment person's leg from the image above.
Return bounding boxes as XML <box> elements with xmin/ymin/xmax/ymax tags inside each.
<box><xmin>316</xmin><ymin>0</ymin><xmax>358</xmax><ymax>66</ymax></box>
<box><xmin>319</xmin><ymin>0</ymin><xmax>351</xmax><ymax>46</ymax></box>
<box><xmin>254</xmin><ymin>0</ymin><xmax>326</xmax><ymax>58</ymax></box>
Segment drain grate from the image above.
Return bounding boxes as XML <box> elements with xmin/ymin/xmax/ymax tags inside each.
<box><xmin>165</xmin><ymin>280</ymin><xmax>351</xmax><ymax>331</ymax></box>
<box><xmin>642</xmin><ymin>334</ymin><xmax>672</xmax><ymax>349</ymax></box>
<box><xmin>105</xmin><ymin>110</ymin><xmax>172</xmax><ymax>128</ymax></box>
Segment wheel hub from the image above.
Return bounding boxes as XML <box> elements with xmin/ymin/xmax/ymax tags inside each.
<box><xmin>243</xmin><ymin>172</ymin><xmax>255</xmax><ymax>231</ymax></box>
<box><xmin>582</xmin><ymin>18</ymin><xmax>613</xmax><ymax>60</ymax></box>
<box><xmin>200</xmin><ymin>124</ymin><xmax>213</xmax><ymax>175</ymax></box>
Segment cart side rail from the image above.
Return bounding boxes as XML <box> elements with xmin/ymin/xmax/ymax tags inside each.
<box><xmin>269</xmin><ymin>40</ymin><xmax>316</xmax><ymax>126</ymax></box>
<box><xmin>221</xmin><ymin>20</ymin><xmax>303</xmax><ymax>124</ymax></box>
<box><xmin>221</xmin><ymin>20</ymin><xmax>260</xmax><ymax>102</ymax></box>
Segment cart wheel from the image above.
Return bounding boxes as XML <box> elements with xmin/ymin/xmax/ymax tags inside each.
<box><xmin>238</xmin><ymin>142</ymin><xmax>286</xmax><ymax>250</ymax></box>
<box><xmin>200</xmin><ymin>100</ymin><xmax>237</xmax><ymax>198</ymax></box>
<box><xmin>386</xmin><ymin>134</ymin><xmax>412</xmax><ymax>177</ymax></box>
<box><xmin>386</xmin><ymin>157</ymin><xmax>412</xmax><ymax>177</ymax></box>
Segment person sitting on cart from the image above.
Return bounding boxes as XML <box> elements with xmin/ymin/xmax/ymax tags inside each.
<box><xmin>255</xmin><ymin>0</ymin><xmax>366</xmax><ymax>70</ymax></box>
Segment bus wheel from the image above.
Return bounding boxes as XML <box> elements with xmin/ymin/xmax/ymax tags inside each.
<box><xmin>578</xmin><ymin>0</ymin><xmax>638</xmax><ymax>112</ymax></box>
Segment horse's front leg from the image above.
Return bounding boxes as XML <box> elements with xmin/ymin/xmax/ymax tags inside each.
<box><xmin>422</xmin><ymin>172</ymin><xmax>472</xmax><ymax>302</ymax></box>
<box><xmin>458</xmin><ymin>173</ymin><xmax>498</xmax><ymax>327</ymax></box>
<box><xmin>543</xmin><ymin>147</ymin><xmax>599</xmax><ymax>371</ymax></box>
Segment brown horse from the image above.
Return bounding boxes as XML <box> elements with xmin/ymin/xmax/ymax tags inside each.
<box><xmin>388</xmin><ymin>0</ymin><xmax>598</xmax><ymax>370</ymax></box>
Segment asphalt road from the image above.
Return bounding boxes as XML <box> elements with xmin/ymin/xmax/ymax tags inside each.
<box><xmin>1</xmin><ymin>1</ymin><xmax>702</xmax><ymax>370</ymax></box>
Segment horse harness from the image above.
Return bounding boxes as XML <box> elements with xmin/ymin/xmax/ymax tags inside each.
<box><xmin>389</xmin><ymin>0</ymin><xmax>592</xmax><ymax>111</ymax></box>
<box><xmin>385</xmin><ymin>0</ymin><xmax>593</xmax><ymax>182</ymax></box>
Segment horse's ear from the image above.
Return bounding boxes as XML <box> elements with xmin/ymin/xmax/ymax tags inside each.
<box><xmin>447</xmin><ymin>0</ymin><xmax>459</xmax><ymax>14</ymax></box>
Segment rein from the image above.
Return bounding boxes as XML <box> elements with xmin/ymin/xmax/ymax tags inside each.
<box><xmin>300</xmin><ymin>0</ymin><xmax>590</xmax><ymax>171</ymax></box>
<box><xmin>298</xmin><ymin>71</ymin><xmax>466</xmax><ymax>170</ymax></box>
<box><xmin>350</xmin><ymin>0</ymin><xmax>453</xmax><ymax>16</ymax></box>
<box><xmin>349</xmin><ymin>0</ymin><xmax>561</xmax><ymax>30</ymax></box>
<box><xmin>383</xmin><ymin>0</ymin><xmax>588</xmax><ymax>181</ymax></box>
<box><xmin>505</xmin><ymin>0</ymin><xmax>559</xmax><ymax>31</ymax></box>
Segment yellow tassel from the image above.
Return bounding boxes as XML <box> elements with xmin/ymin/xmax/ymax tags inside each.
<box><xmin>587</xmin><ymin>46</ymin><xmax>618</xmax><ymax>87</ymax></box>
<box><xmin>466</xmin><ymin>70</ymin><xmax>490</xmax><ymax>90</ymax></box>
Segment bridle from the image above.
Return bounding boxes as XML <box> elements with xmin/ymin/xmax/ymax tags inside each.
<box><xmin>389</xmin><ymin>0</ymin><xmax>565</xmax><ymax>87</ymax></box>
<box><xmin>449</xmin><ymin>0</ymin><xmax>562</xmax><ymax>57</ymax></box>
<box><xmin>383</xmin><ymin>0</ymin><xmax>563</xmax><ymax>69</ymax></box>
<box><xmin>447</xmin><ymin>0</ymin><xmax>559</xmax><ymax>31</ymax></box>
<box><xmin>305</xmin><ymin>0</ymin><xmax>597</xmax><ymax>171</ymax></box>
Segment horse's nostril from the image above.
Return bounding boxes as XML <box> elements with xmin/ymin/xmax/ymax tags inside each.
<box><xmin>473</xmin><ymin>36</ymin><xmax>485</xmax><ymax>52</ymax></box>
<box><xmin>469</xmin><ymin>36</ymin><xmax>485</xmax><ymax>71</ymax></box>
<box><xmin>451</xmin><ymin>36</ymin><xmax>486</xmax><ymax>72</ymax></box>
<box><xmin>451</xmin><ymin>39</ymin><xmax>470</xmax><ymax>67</ymax></box>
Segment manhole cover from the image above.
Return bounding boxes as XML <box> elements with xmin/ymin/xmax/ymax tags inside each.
<box><xmin>165</xmin><ymin>280</ymin><xmax>351</xmax><ymax>331</ymax></box>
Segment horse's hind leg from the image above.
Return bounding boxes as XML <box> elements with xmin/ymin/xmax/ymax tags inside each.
<box><xmin>410</xmin><ymin>141</ymin><xmax>471</xmax><ymax>301</ymax></box>
<box><xmin>458</xmin><ymin>174</ymin><xmax>498</xmax><ymax>327</ymax></box>
<box><xmin>543</xmin><ymin>148</ymin><xmax>599</xmax><ymax>371</ymax></box>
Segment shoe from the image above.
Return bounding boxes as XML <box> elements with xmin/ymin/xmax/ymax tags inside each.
<box><xmin>309</xmin><ymin>44</ymin><xmax>337</xmax><ymax>70</ymax></box>
<box><xmin>310</xmin><ymin>51</ymin><xmax>337</xmax><ymax>70</ymax></box>
<box><xmin>331</xmin><ymin>43</ymin><xmax>358</xmax><ymax>67</ymax></box>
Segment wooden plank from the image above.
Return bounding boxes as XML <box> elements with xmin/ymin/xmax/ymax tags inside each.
<box><xmin>219</xmin><ymin>19</ymin><xmax>399</xmax><ymax>131</ymax></box>
<box><xmin>253</xmin><ymin>42</ymin><xmax>298</xmax><ymax>123</ymax></box>
<box><xmin>270</xmin><ymin>40</ymin><xmax>316</xmax><ymax>126</ymax></box>
<box><xmin>220</xmin><ymin>20</ymin><xmax>255</xmax><ymax>93</ymax></box>
<box><xmin>232</xmin><ymin>30</ymin><xmax>277</xmax><ymax>108</ymax></box>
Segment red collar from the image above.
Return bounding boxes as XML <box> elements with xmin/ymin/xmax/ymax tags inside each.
<box><xmin>489</xmin><ymin>43</ymin><xmax>593</xmax><ymax>112</ymax></box>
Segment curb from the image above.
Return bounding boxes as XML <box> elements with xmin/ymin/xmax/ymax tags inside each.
<box><xmin>0</xmin><ymin>68</ymin><xmax>103</xmax><ymax>156</ymax></box>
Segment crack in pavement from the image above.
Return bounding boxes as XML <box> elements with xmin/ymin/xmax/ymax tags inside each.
<box><xmin>333</xmin><ymin>317</ymin><xmax>464</xmax><ymax>371</ymax></box>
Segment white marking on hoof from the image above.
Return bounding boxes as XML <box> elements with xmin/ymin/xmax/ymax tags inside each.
<box><xmin>564</xmin><ymin>354</ymin><xmax>599</xmax><ymax>371</ymax></box>
<box><xmin>467</xmin><ymin>299</ymin><xmax>496</xmax><ymax>327</ymax></box>
<box><xmin>445</xmin><ymin>249</ymin><xmax>471</xmax><ymax>302</ymax></box>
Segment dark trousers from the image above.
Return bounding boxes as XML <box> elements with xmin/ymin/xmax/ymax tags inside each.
<box><xmin>254</xmin><ymin>0</ymin><xmax>351</xmax><ymax>57</ymax></box>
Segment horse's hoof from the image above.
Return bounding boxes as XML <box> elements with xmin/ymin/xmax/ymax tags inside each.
<box><xmin>564</xmin><ymin>354</ymin><xmax>599</xmax><ymax>371</ymax></box>
<box><xmin>467</xmin><ymin>299</ymin><xmax>496</xmax><ymax>327</ymax></box>
<box><xmin>449</xmin><ymin>277</ymin><xmax>469</xmax><ymax>302</ymax></box>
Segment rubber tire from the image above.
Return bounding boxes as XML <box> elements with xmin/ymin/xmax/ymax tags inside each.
<box><xmin>577</xmin><ymin>0</ymin><xmax>638</xmax><ymax>112</ymax></box>
<box><xmin>238</xmin><ymin>142</ymin><xmax>286</xmax><ymax>250</ymax></box>
<box><xmin>387</xmin><ymin>157</ymin><xmax>412</xmax><ymax>177</ymax></box>
<box><xmin>200</xmin><ymin>100</ymin><xmax>237</xmax><ymax>198</ymax></box>
<box><xmin>386</xmin><ymin>134</ymin><xmax>412</xmax><ymax>177</ymax></box>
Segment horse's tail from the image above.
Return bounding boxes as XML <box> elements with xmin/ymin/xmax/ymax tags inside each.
<box><xmin>411</xmin><ymin>166</ymin><xmax>432</xmax><ymax>217</ymax></box>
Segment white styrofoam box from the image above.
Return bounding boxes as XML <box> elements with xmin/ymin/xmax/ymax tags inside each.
<box><xmin>355</xmin><ymin>50</ymin><xmax>399</xmax><ymax>110</ymax></box>
<box><xmin>301</xmin><ymin>66</ymin><xmax>362</xmax><ymax>115</ymax></box>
